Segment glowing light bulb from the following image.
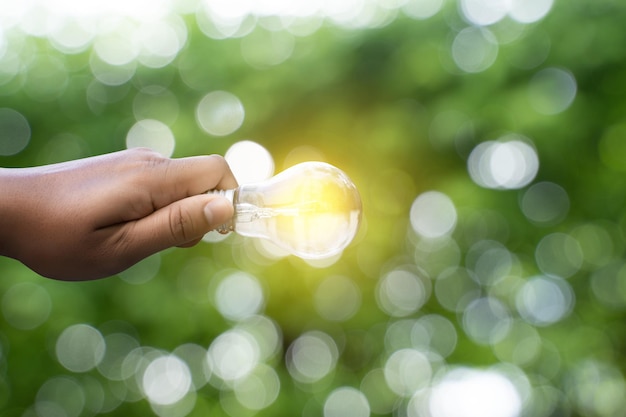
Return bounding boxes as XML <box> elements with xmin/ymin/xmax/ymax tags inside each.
<box><xmin>213</xmin><ymin>162</ymin><xmax>362</xmax><ymax>259</ymax></box>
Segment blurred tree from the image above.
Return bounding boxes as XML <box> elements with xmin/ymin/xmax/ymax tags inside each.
<box><xmin>1</xmin><ymin>0</ymin><xmax>626</xmax><ymax>416</ymax></box>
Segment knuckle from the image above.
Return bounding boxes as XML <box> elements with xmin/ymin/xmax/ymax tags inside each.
<box><xmin>144</xmin><ymin>152</ymin><xmax>169</xmax><ymax>170</ymax></box>
<box><xmin>126</xmin><ymin>148</ymin><xmax>170</xmax><ymax>189</ymax></box>
<box><xmin>123</xmin><ymin>148</ymin><xmax>160</xmax><ymax>168</ymax></box>
<box><xmin>206</xmin><ymin>154</ymin><xmax>237</xmax><ymax>187</ymax></box>
<box><xmin>128</xmin><ymin>147</ymin><xmax>162</xmax><ymax>158</ymax></box>
<box><xmin>207</xmin><ymin>154</ymin><xmax>228</xmax><ymax>169</ymax></box>
<box><xmin>126</xmin><ymin>147</ymin><xmax>168</xmax><ymax>169</ymax></box>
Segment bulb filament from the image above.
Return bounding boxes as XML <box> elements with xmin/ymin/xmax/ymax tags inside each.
<box><xmin>236</xmin><ymin>201</ymin><xmax>326</xmax><ymax>222</ymax></box>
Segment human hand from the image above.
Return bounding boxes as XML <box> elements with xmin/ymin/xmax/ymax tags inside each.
<box><xmin>0</xmin><ymin>148</ymin><xmax>237</xmax><ymax>280</ymax></box>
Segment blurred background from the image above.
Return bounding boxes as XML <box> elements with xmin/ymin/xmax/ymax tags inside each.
<box><xmin>1</xmin><ymin>0</ymin><xmax>626</xmax><ymax>416</ymax></box>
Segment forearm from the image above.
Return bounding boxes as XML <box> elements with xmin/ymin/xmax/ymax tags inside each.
<box><xmin>0</xmin><ymin>164</ymin><xmax>89</xmax><ymax>278</ymax></box>
<box><xmin>0</xmin><ymin>168</ymin><xmax>30</xmax><ymax>259</ymax></box>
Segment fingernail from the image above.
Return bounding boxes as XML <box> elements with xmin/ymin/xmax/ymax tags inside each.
<box><xmin>204</xmin><ymin>197</ymin><xmax>234</xmax><ymax>228</ymax></box>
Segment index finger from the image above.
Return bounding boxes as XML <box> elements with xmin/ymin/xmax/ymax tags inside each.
<box><xmin>155</xmin><ymin>154</ymin><xmax>238</xmax><ymax>209</ymax></box>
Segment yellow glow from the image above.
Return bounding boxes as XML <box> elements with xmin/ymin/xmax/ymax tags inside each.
<box><xmin>266</xmin><ymin>165</ymin><xmax>359</xmax><ymax>258</ymax></box>
<box><xmin>283</xmin><ymin>145</ymin><xmax>325</xmax><ymax>169</ymax></box>
<box><xmin>233</xmin><ymin>162</ymin><xmax>361</xmax><ymax>259</ymax></box>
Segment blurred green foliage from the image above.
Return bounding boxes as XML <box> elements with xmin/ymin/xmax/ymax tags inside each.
<box><xmin>2</xmin><ymin>0</ymin><xmax>626</xmax><ymax>416</ymax></box>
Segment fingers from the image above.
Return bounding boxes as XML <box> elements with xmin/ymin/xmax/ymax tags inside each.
<box><xmin>153</xmin><ymin>154</ymin><xmax>239</xmax><ymax>209</ymax></box>
<box><xmin>118</xmin><ymin>194</ymin><xmax>234</xmax><ymax>259</ymax></box>
<box><xmin>89</xmin><ymin>150</ymin><xmax>239</xmax><ymax>277</ymax></box>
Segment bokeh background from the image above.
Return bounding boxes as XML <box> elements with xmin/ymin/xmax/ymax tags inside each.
<box><xmin>1</xmin><ymin>0</ymin><xmax>626</xmax><ymax>416</ymax></box>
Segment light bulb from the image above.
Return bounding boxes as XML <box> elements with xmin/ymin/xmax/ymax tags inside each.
<box><xmin>212</xmin><ymin>162</ymin><xmax>362</xmax><ymax>259</ymax></box>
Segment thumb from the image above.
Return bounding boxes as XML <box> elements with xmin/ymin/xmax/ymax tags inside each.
<box><xmin>127</xmin><ymin>195</ymin><xmax>234</xmax><ymax>254</ymax></box>
<box><xmin>203</xmin><ymin>196</ymin><xmax>235</xmax><ymax>233</ymax></box>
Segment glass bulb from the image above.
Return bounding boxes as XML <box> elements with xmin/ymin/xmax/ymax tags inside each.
<box><xmin>213</xmin><ymin>162</ymin><xmax>362</xmax><ymax>259</ymax></box>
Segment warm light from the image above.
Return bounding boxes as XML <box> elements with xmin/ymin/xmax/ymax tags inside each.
<box><xmin>214</xmin><ymin>162</ymin><xmax>362</xmax><ymax>259</ymax></box>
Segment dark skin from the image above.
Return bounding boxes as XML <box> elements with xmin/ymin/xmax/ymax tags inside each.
<box><xmin>0</xmin><ymin>148</ymin><xmax>238</xmax><ymax>281</ymax></box>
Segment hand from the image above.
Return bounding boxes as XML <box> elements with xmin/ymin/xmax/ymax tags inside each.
<box><xmin>0</xmin><ymin>148</ymin><xmax>238</xmax><ymax>280</ymax></box>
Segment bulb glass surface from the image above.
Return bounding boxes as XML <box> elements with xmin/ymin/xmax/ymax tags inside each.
<box><xmin>226</xmin><ymin>162</ymin><xmax>361</xmax><ymax>259</ymax></box>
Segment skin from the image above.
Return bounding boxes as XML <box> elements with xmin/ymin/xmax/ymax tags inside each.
<box><xmin>0</xmin><ymin>148</ymin><xmax>238</xmax><ymax>281</ymax></box>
